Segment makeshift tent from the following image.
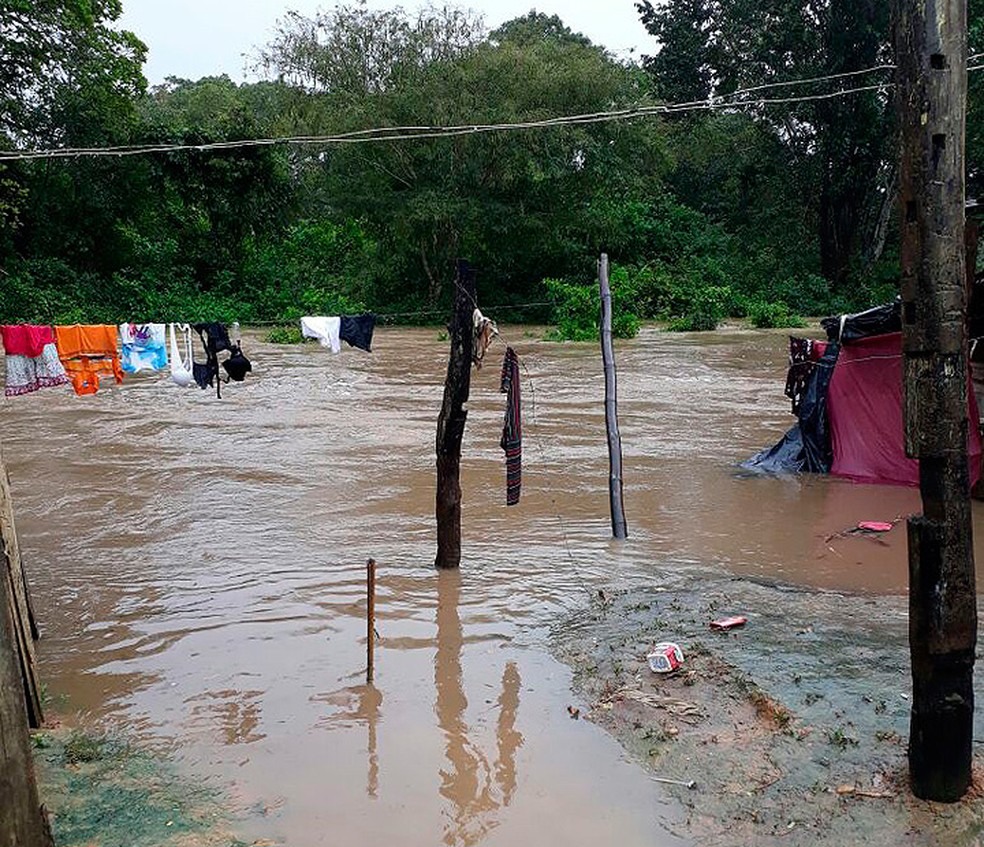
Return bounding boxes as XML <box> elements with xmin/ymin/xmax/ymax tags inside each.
<box><xmin>743</xmin><ymin>300</ymin><xmax>982</xmax><ymax>486</ymax></box>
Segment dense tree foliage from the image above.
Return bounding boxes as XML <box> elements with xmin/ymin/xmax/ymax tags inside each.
<box><xmin>1</xmin><ymin>1</ymin><xmax>980</xmax><ymax>332</ymax></box>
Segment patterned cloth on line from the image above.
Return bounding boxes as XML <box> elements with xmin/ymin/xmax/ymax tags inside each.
<box><xmin>4</xmin><ymin>344</ymin><xmax>69</xmax><ymax>397</ymax></box>
<box><xmin>500</xmin><ymin>346</ymin><xmax>522</xmax><ymax>506</ymax></box>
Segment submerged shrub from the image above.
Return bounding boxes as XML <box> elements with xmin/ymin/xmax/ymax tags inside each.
<box><xmin>545</xmin><ymin>272</ymin><xmax>641</xmax><ymax>342</ymax></box>
<box><xmin>747</xmin><ymin>301</ymin><xmax>807</xmax><ymax>329</ymax></box>
<box><xmin>265</xmin><ymin>326</ymin><xmax>304</xmax><ymax>344</ymax></box>
<box><xmin>667</xmin><ymin>285</ymin><xmax>730</xmax><ymax>332</ymax></box>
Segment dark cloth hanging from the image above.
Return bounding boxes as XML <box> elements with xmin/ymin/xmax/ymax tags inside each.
<box><xmin>192</xmin><ymin>322</ymin><xmax>250</xmax><ymax>398</ymax></box>
<box><xmin>192</xmin><ymin>323</ymin><xmax>228</xmax><ymax>396</ymax></box>
<box><xmin>339</xmin><ymin>314</ymin><xmax>376</xmax><ymax>352</ymax></box>
<box><xmin>500</xmin><ymin>346</ymin><xmax>522</xmax><ymax>506</ymax></box>
<box><xmin>222</xmin><ymin>345</ymin><xmax>252</xmax><ymax>382</ymax></box>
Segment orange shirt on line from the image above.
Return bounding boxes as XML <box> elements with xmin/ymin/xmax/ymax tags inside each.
<box><xmin>54</xmin><ymin>324</ymin><xmax>124</xmax><ymax>395</ymax></box>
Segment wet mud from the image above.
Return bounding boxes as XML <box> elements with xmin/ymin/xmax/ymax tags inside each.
<box><xmin>4</xmin><ymin>325</ymin><xmax>984</xmax><ymax>845</ymax></box>
<box><xmin>554</xmin><ymin>576</ymin><xmax>984</xmax><ymax>846</ymax></box>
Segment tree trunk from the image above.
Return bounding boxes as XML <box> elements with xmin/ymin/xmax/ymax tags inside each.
<box><xmin>896</xmin><ymin>0</ymin><xmax>976</xmax><ymax>802</ymax></box>
<box><xmin>435</xmin><ymin>260</ymin><xmax>476</xmax><ymax>570</ymax></box>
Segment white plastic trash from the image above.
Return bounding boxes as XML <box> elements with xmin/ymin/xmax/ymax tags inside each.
<box><xmin>647</xmin><ymin>642</ymin><xmax>684</xmax><ymax>673</ymax></box>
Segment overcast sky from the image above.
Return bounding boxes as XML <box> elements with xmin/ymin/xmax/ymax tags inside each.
<box><xmin>118</xmin><ymin>0</ymin><xmax>655</xmax><ymax>84</ymax></box>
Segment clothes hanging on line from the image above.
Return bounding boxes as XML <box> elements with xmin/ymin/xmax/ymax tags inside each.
<box><xmin>500</xmin><ymin>346</ymin><xmax>522</xmax><ymax>507</ymax></box>
<box><xmin>192</xmin><ymin>322</ymin><xmax>251</xmax><ymax>398</ymax></box>
<box><xmin>301</xmin><ymin>314</ymin><xmax>375</xmax><ymax>353</ymax></box>
<box><xmin>472</xmin><ymin>308</ymin><xmax>498</xmax><ymax>369</ymax></box>
<box><xmin>54</xmin><ymin>324</ymin><xmax>123</xmax><ymax>396</ymax></box>
<box><xmin>223</xmin><ymin>346</ymin><xmax>252</xmax><ymax>382</ymax></box>
<box><xmin>169</xmin><ymin>323</ymin><xmax>194</xmax><ymax>387</ymax></box>
<box><xmin>1</xmin><ymin>324</ymin><xmax>56</xmax><ymax>358</ymax></box>
<box><xmin>340</xmin><ymin>314</ymin><xmax>375</xmax><ymax>353</ymax></box>
<box><xmin>301</xmin><ymin>316</ymin><xmax>341</xmax><ymax>353</ymax></box>
<box><xmin>120</xmin><ymin>323</ymin><xmax>167</xmax><ymax>373</ymax></box>
<box><xmin>1</xmin><ymin>325</ymin><xmax>69</xmax><ymax>397</ymax></box>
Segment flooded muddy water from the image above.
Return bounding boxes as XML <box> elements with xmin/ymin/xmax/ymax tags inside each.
<box><xmin>5</xmin><ymin>326</ymin><xmax>984</xmax><ymax>845</ymax></box>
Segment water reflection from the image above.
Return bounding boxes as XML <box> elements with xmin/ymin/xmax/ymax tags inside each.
<box><xmin>185</xmin><ymin>688</ymin><xmax>266</xmax><ymax>745</ymax></box>
<box><xmin>312</xmin><ymin>682</ymin><xmax>383</xmax><ymax>798</ymax></box>
<box><xmin>435</xmin><ymin>571</ymin><xmax>524</xmax><ymax>847</ymax></box>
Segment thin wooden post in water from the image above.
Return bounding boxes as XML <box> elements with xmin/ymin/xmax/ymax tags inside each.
<box><xmin>367</xmin><ymin>558</ymin><xmax>376</xmax><ymax>684</ymax></box>
<box><xmin>599</xmin><ymin>254</ymin><xmax>628</xmax><ymax>540</ymax></box>
<box><xmin>0</xmin><ymin>438</ymin><xmax>43</xmax><ymax>728</ymax></box>
<box><xmin>0</xmin><ymin>513</ymin><xmax>52</xmax><ymax>846</ymax></box>
<box><xmin>435</xmin><ymin>260</ymin><xmax>477</xmax><ymax>570</ymax></box>
<box><xmin>896</xmin><ymin>0</ymin><xmax>976</xmax><ymax>802</ymax></box>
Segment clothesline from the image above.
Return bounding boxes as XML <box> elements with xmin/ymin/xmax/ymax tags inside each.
<box><xmin>2</xmin><ymin>301</ymin><xmax>556</xmax><ymax>329</ymax></box>
<box><xmin>1</xmin><ymin>321</ymin><xmax>254</xmax><ymax>399</ymax></box>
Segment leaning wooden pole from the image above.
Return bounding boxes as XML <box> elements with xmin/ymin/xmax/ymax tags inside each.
<box><xmin>896</xmin><ymin>0</ymin><xmax>976</xmax><ymax>802</ymax></box>
<box><xmin>599</xmin><ymin>254</ymin><xmax>628</xmax><ymax>540</ymax></box>
<box><xmin>0</xmin><ymin>514</ymin><xmax>52</xmax><ymax>846</ymax></box>
<box><xmin>435</xmin><ymin>260</ymin><xmax>477</xmax><ymax>570</ymax></box>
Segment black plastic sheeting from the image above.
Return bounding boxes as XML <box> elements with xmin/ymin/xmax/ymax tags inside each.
<box><xmin>820</xmin><ymin>299</ymin><xmax>901</xmax><ymax>344</ymax></box>
<box><xmin>740</xmin><ymin>342</ymin><xmax>841</xmax><ymax>475</ymax></box>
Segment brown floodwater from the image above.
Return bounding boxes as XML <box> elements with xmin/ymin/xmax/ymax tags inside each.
<box><xmin>5</xmin><ymin>325</ymin><xmax>984</xmax><ymax>845</ymax></box>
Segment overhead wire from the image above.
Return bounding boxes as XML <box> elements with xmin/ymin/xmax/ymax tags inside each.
<box><xmin>5</xmin><ymin>56</ymin><xmax>984</xmax><ymax>163</ymax></box>
<box><xmin>0</xmin><ymin>64</ymin><xmax>906</xmax><ymax>162</ymax></box>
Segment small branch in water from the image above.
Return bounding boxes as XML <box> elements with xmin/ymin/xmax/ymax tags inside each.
<box><xmin>650</xmin><ymin>776</ymin><xmax>697</xmax><ymax>790</ymax></box>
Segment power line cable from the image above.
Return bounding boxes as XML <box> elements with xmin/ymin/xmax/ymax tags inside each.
<box><xmin>0</xmin><ymin>66</ymin><xmax>902</xmax><ymax>162</ymax></box>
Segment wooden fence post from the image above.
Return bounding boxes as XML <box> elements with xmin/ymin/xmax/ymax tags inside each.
<box><xmin>0</xmin><ymin>439</ymin><xmax>43</xmax><ymax>727</ymax></box>
<box><xmin>367</xmin><ymin>558</ymin><xmax>376</xmax><ymax>684</ymax></box>
<box><xmin>0</xmin><ymin>521</ymin><xmax>52</xmax><ymax>845</ymax></box>
<box><xmin>896</xmin><ymin>0</ymin><xmax>976</xmax><ymax>801</ymax></box>
<box><xmin>599</xmin><ymin>254</ymin><xmax>628</xmax><ymax>540</ymax></box>
<box><xmin>435</xmin><ymin>260</ymin><xmax>476</xmax><ymax>570</ymax></box>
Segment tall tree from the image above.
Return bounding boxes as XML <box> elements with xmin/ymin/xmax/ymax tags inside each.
<box><xmin>636</xmin><ymin>0</ymin><xmax>893</xmax><ymax>289</ymax></box>
<box><xmin>262</xmin><ymin>6</ymin><xmax>664</xmax><ymax>307</ymax></box>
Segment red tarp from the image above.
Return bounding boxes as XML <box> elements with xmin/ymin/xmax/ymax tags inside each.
<box><xmin>828</xmin><ymin>332</ymin><xmax>982</xmax><ymax>486</ymax></box>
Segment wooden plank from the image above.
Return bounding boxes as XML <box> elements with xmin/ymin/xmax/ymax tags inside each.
<box><xmin>0</xmin><ymin>508</ymin><xmax>53</xmax><ymax>846</ymax></box>
<box><xmin>0</xmin><ymin>442</ymin><xmax>44</xmax><ymax>728</ymax></box>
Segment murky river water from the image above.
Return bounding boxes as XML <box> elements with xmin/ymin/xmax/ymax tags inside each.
<box><xmin>6</xmin><ymin>326</ymin><xmax>984</xmax><ymax>846</ymax></box>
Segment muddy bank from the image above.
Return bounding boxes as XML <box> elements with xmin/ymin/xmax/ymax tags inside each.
<box><xmin>553</xmin><ymin>575</ymin><xmax>984</xmax><ymax>846</ymax></box>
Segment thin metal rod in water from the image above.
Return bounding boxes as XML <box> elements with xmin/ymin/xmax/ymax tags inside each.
<box><xmin>599</xmin><ymin>253</ymin><xmax>628</xmax><ymax>540</ymax></box>
<box><xmin>367</xmin><ymin>558</ymin><xmax>376</xmax><ymax>684</ymax></box>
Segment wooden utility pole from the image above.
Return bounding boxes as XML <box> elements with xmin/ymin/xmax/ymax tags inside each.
<box><xmin>435</xmin><ymin>260</ymin><xmax>476</xmax><ymax>570</ymax></box>
<box><xmin>0</xmin><ymin>521</ymin><xmax>52</xmax><ymax>845</ymax></box>
<box><xmin>599</xmin><ymin>254</ymin><xmax>627</xmax><ymax>540</ymax></box>
<box><xmin>896</xmin><ymin>0</ymin><xmax>976</xmax><ymax>802</ymax></box>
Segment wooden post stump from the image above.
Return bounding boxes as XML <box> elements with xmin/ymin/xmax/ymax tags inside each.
<box><xmin>435</xmin><ymin>260</ymin><xmax>476</xmax><ymax>570</ymax></box>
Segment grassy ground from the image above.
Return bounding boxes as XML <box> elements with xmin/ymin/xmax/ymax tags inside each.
<box><xmin>33</xmin><ymin>727</ymin><xmax>255</xmax><ymax>847</ymax></box>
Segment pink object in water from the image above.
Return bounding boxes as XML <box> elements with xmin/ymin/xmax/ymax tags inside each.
<box><xmin>710</xmin><ymin>616</ymin><xmax>748</xmax><ymax>631</ymax></box>
<box><xmin>857</xmin><ymin>521</ymin><xmax>894</xmax><ymax>533</ymax></box>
